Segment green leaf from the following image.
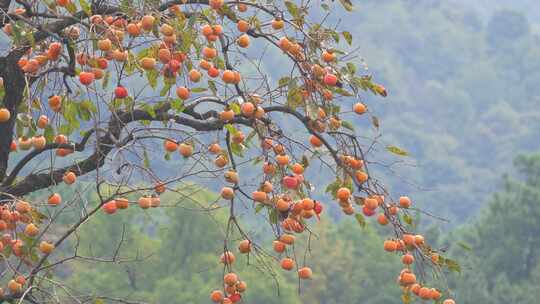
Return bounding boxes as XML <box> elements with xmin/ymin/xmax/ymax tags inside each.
<box><xmin>328</xmin><ymin>30</ymin><xmax>340</xmax><ymax>43</ymax></box>
<box><xmin>143</xmin><ymin>150</ymin><xmax>150</xmax><ymax>168</ymax></box>
<box><xmin>269</xmin><ymin>208</ymin><xmax>278</xmax><ymax>224</ymax></box>
<box><xmin>171</xmin><ymin>99</ymin><xmax>184</xmax><ymax>112</ymax></box>
<box><xmin>386</xmin><ymin>145</ymin><xmax>409</xmax><ymax>157</ymax></box>
<box><xmin>346</xmin><ymin>62</ymin><xmax>357</xmax><ymax>75</ymax></box>
<box><xmin>339</xmin><ymin>0</ymin><xmax>354</xmax><ymax>11</ymax></box>
<box><xmin>371</xmin><ymin>115</ymin><xmax>380</xmax><ymax>129</ymax></box>
<box><xmin>230</xmin><ymin>102</ymin><xmax>241</xmax><ymax>115</ymax></box>
<box><xmin>278</xmin><ymin>77</ymin><xmax>291</xmax><ymax>87</ymax></box>
<box><xmin>79</xmin><ymin>0</ymin><xmax>92</xmax><ymax>15</ymax></box>
<box><xmin>287</xmin><ymin>87</ymin><xmax>303</xmax><ymax>110</ymax></box>
<box><xmin>284</xmin><ymin>1</ymin><xmax>299</xmax><ymax>18</ymax></box>
<box><xmin>208</xmin><ymin>80</ymin><xmax>217</xmax><ymax>95</ymax></box>
<box><xmin>341</xmin><ymin>120</ymin><xmax>355</xmax><ymax>131</ymax></box>
<box><xmin>44</xmin><ymin>125</ymin><xmax>55</xmax><ymax>142</ymax></box>
<box><xmin>445</xmin><ymin>258</ymin><xmax>461</xmax><ymax>273</ymax></box>
<box><xmin>224</xmin><ymin>124</ymin><xmax>238</xmax><ymax>135</ymax></box>
<box><xmin>457</xmin><ymin>241</ymin><xmax>472</xmax><ymax>251</ymax></box>
<box><xmin>255</xmin><ymin>203</ymin><xmax>265</xmax><ymax>214</ymax></box>
<box><xmin>355</xmin><ymin>213</ymin><xmax>366</xmax><ymax>228</ymax></box>
<box><xmin>146</xmin><ymin>69</ymin><xmax>159</xmax><ymax>89</ymax></box>
<box><xmin>342</xmin><ymin>31</ymin><xmax>353</xmax><ymax>45</ymax></box>
<box><xmin>231</xmin><ymin>142</ymin><xmax>244</xmax><ymax>157</ymax></box>
<box><xmin>403</xmin><ymin>213</ymin><xmax>414</xmax><ymax>226</ymax></box>
<box><xmin>160</xmin><ymin>81</ymin><xmax>172</xmax><ymax>96</ymax></box>
<box><xmin>191</xmin><ymin>87</ymin><xmax>207</xmax><ymax>93</ymax></box>
<box><xmin>65</xmin><ymin>1</ymin><xmax>77</xmax><ymax>14</ymax></box>
<box><xmin>334</xmin><ymin>87</ymin><xmax>353</xmax><ymax>97</ymax></box>
<box><xmin>141</xmin><ymin>104</ymin><xmax>156</xmax><ymax>118</ymax></box>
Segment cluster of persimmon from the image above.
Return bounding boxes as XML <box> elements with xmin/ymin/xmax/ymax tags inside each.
<box><xmin>0</xmin><ymin>199</ymin><xmax>55</xmax><ymax>296</ymax></box>
<box><xmin>210</xmin><ymin>237</ymin><xmax>312</xmax><ymax>303</ymax></box>
<box><xmin>210</xmin><ymin>252</ymin><xmax>247</xmax><ymax>304</ymax></box>
<box><xmin>0</xmin><ymin>1</ymin><xmax>457</xmax><ymax>302</ymax></box>
<box><xmin>213</xmin><ymin>136</ymin><xmax>321</xmax><ymax>302</ymax></box>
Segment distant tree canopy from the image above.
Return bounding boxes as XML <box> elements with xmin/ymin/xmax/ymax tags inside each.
<box><xmin>446</xmin><ymin>154</ymin><xmax>540</xmax><ymax>303</ymax></box>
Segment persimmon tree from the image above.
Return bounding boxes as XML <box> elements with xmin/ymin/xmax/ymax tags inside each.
<box><xmin>0</xmin><ymin>0</ymin><xmax>457</xmax><ymax>303</ymax></box>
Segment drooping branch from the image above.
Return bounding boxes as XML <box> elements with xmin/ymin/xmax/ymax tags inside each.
<box><xmin>0</xmin><ymin>99</ymin><xmax>256</xmax><ymax>198</ymax></box>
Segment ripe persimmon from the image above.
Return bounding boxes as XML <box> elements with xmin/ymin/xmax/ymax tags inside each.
<box><xmin>323</xmin><ymin>73</ymin><xmax>338</xmax><ymax>86</ymax></box>
<box><xmin>79</xmin><ymin>71</ymin><xmax>95</xmax><ymax>85</ymax></box>
<box><xmin>215</xmin><ymin>155</ymin><xmax>228</xmax><ymax>167</ymax></box>
<box><xmin>208</xmin><ymin>143</ymin><xmax>221</xmax><ymax>154</ymax></box>
<box><xmin>355</xmin><ymin>170</ymin><xmax>368</xmax><ymax>183</ymax></box>
<box><xmin>252</xmin><ymin>191</ymin><xmax>267</xmax><ymax>203</ymax></box>
<box><xmin>219</xmin><ymin>110</ymin><xmax>235</xmax><ymax>121</ymax></box>
<box><xmin>221</xmin><ymin>187</ymin><xmax>235</xmax><ymax>200</ymax></box>
<box><xmin>24</xmin><ymin>223</ymin><xmax>39</xmax><ymax>237</ymax></box>
<box><xmin>222</xmin><ymin>70</ymin><xmax>236</xmax><ymax>84</ymax></box>
<box><xmin>237</xmin><ymin>20</ymin><xmax>249</xmax><ymax>32</ymax></box>
<box><xmin>224</xmin><ymin>272</ymin><xmax>238</xmax><ymax>286</ymax></box>
<box><xmin>280</xmin><ymin>257</ymin><xmax>295</xmax><ymax>270</ymax></box>
<box><xmin>164</xmin><ymin>140</ymin><xmax>178</xmax><ymax>152</ymax></box>
<box><xmin>353</xmin><ymin>102</ymin><xmax>367</xmax><ymax>114</ymax></box>
<box><xmin>140</xmin><ymin>57</ymin><xmax>156</xmax><ymax>70</ymax></box>
<box><xmin>48</xmin><ymin>193</ymin><xmax>61</xmax><ymax>206</ymax></box>
<box><xmin>209</xmin><ymin>0</ymin><xmax>224</xmax><ymax>9</ymax></box>
<box><xmin>377</xmin><ymin>214</ymin><xmax>389</xmax><ymax>225</ymax></box>
<box><xmin>224</xmin><ymin>170</ymin><xmax>239</xmax><ymax>184</ymax></box>
<box><xmin>0</xmin><ymin>108</ymin><xmax>10</xmax><ymax>122</ymax></box>
<box><xmin>63</xmin><ymin>171</ymin><xmax>76</xmax><ymax>185</ymax></box>
<box><xmin>276</xmin><ymin>154</ymin><xmax>289</xmax><ymax>166</ymax></box>
<box><xmin>399</xmin><ymin>196</ymin><xmax>411</xmax><ymax>208</ymax></box>
<box><xmin>336</xmin><ymin>187</ymin><xmax>351</xmax><ymax>201</ymax></box>
<box><xmin>419</xmin><ymin>287</ymin><xmax>431</xmax><ymax>300</ymax></box>
<box><xmin>102</xmin><ymin>201</ymin><xmax>118</xmax><ymax>214</ymax></box>
<box><xmin>309</xmin><ymin>135</ymin><xmax>323</xmax><ymax>147</ymax></box>
<box><xmin>383</xmin><ymin>240</ymin><xmax>397</xmax><ymax>252</ymax></box>
<box><xmin>240</xmin><ymin>102</ymin><xmax>255</xmax><ymax>117</ymax></box>
<box><xmin>275</xmin><ymin>198</ymin><xmax>290</xmax><ymax>211</ymax></box>
<box><xmin>400</xmin><ymin>272</ymin><xmax>416</xmax><ymax>285</ymax></box>
<box><xmin>189</xmin><ymin>69</ymin><xmax>201</xmax><ymax>82</ymax></box>
<box><xmin>176</xmin><ymin>86</ymin><xmax>190</xmax><ymax>100</ymax></box>
<box><xmin>97</xmin><ymin>39</ymin><xmax>112</xmax><ymax>51</ymax></box>
<box><xmin>7</xmin><ymin>280</ymin><xmax>21</xmax><ymax>293</ymax></box>
<box><xmin>402</xmin><ymin>234</ymin><xmax>415</xmax><ymax>246</ymax></box>
<box><xmin>273</xmin><ymin>240</ymin><xmax>286</xmax><ymax>253</ymax></box>
<box><xmin>178</xmin><ymin>143</ymin><xmax>193</xmax><ymax>157</ymax></box>
<box><xmin>402</xmin><ymin>253</ymin><xmax>414</xmax><ymax>265</ymax></box>
<box><xmin>237</xmin><ymin>34</ymin><xmax>250</xmax><ymax>48</ymax></box>
<box><xmin>202</xmin><ymin>47</ymin><xmax>217</xmax><ymax>59</ymax></box>
<box><xmin>322</xmin><ymin>50</ymin><xmax>335</xmax><ymax>62</ymax></box>
<box><xmin>298</xmin><ymin>267</ymin><xmax>312</xmax><ymax>279</ymax></box>
<box><xmin>220</xmin><ymin>251</ymin><xmax>235</xmax><ymax>264</ymax></box>
<box><xmin>141</xmin><ymin>15</ymin><xmax>156</xmax><ymax>31</ymax></box>
<box><xmin>115</xmin><ymin>198</ymin><xmax>129</xmax><ymax>209</ymax></box>
<box><xmin>279</xmin><ymin>234</ymin><xmax>295</xmax><ymax>245</ymax></box>
<box><xmin>160</xmin><ymin>24</ymin><xmax>174</xmax><ymax>36</ymax></box>
<box><xmin>238</xmin><ymin>240</ymin><xmax>251</xmax><ymax>253</ymax></box>
<box><xmin>272</xmin><ymin>19</ymin><xmax>284</xmax><ymax>30</ymax></box>
<box><xmin>210</xmin><ymin>290</ymin><xmax>224</xmax><ymax>303</ymax></box>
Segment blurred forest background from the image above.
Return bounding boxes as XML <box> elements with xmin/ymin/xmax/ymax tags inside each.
<box><xmin>4</xmin><ymin>1</ymin><xmax>540</xmax><ymax>303</ymax></box>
